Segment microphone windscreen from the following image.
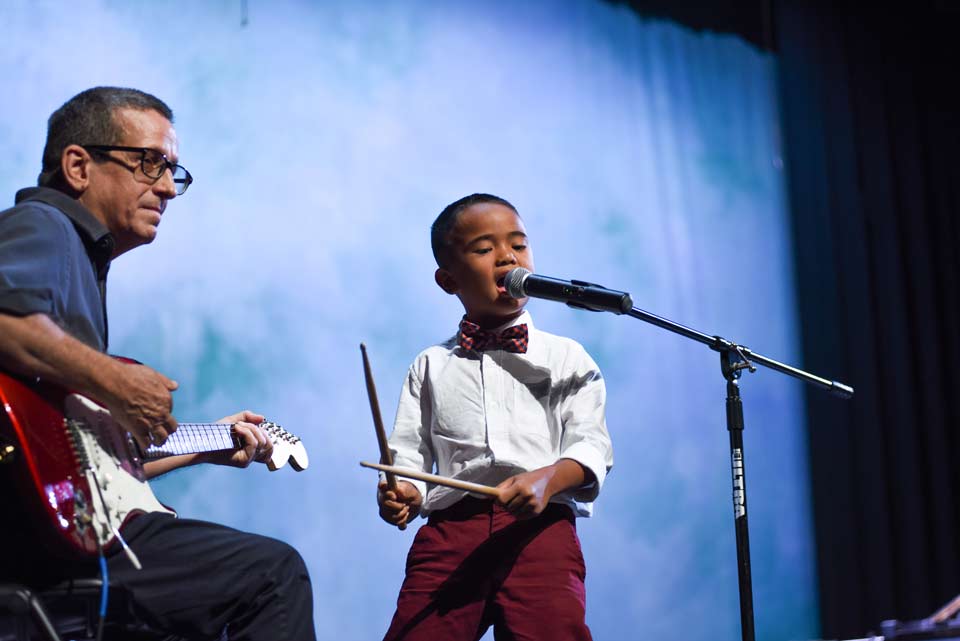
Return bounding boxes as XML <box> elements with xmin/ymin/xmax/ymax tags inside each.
<box><xmin>504</xmin><ymin>267</ymin><xmax>531</xmax><ymax>299</ymax></box>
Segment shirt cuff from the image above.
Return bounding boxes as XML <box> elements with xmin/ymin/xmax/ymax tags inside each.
<box><xmin>559</xmin><ymin>441</ymin><xmax>611</xmax><ymax>503</ymax></box>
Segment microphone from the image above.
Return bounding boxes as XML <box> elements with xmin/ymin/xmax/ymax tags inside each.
<box><xmin>504</xmin><ymin>268</ymin><xmax>633</xmax><ymax>314</ymax></box>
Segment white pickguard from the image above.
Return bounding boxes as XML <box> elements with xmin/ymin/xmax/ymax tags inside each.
<box><xmin>64</xmin><ymin>394</ymin><xmax>175</xmax><ymax>547</ymax></box>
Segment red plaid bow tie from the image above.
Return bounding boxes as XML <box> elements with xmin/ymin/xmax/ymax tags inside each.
<box><xmin>458</xmin><ymin>319</ymin><xmax>529</xmax><ymax>354</ymax></box>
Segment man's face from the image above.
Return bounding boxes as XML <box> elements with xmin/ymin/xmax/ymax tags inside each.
<box><xmin>436</xmin><ymin>202</ymin><xmax>535</xmax><ymax>328</ymax></box>
<box><xmin>80</xmin><ymin>108</ymin><xmax>179</xmax><ymax>256</ymax></box>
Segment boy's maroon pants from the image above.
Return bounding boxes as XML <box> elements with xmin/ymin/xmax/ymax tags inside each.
<box><xmin>383</xmin><ymin>497</ymin><xmax>593</xmax><ymax>641</ymax></box>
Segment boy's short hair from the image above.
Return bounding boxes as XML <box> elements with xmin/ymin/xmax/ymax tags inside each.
<box><xmin>431</xmin><ymin>193</ymin><xmax>519</xmax><ymax>267</ymax></box>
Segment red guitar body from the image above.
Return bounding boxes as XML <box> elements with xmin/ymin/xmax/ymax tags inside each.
<box><xmin>0</xmin><ymin>366</ymin><xmax>307</xmax><ymax>569</ymax></box>
<box><xmin>0</xmin><ymin>370</ymin><xmax>108</xmax><ymax>562</ymax></box>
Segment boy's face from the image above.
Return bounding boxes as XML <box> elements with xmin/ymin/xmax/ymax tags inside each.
<box><xmin>435</xmin><ymin>202</ymin><xmax>535</xmax><ymax>328</ymax></box>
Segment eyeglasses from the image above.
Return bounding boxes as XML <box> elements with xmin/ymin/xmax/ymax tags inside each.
<box><xmin>82</xmin><ymin>145</ymin><xmax>193</xmax><ymax>195</ymax></box>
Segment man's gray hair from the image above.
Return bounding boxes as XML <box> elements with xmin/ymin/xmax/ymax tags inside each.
<box><xmin>38</xmin><ymin>86</ymin><xmax>173</xmax><ymax>188</ymax></box>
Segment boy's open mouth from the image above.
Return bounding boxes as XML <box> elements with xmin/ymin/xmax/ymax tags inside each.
<box><xmin>496</xmin><ymin>275</ymin><xmax>507</xmax><ymax>294</ymax></box>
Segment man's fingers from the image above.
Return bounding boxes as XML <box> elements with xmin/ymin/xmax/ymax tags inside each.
<box><xmin>235</xmin><ymin>422</ymin><xmax>268</xmax><ymax>450</ymax></box>
<box><xmin>133</xmin><ymin>430</ymin><xmax>152</xmax><ymax>450</ymax></box>
<box><xmin>241</xmin><ymin>411</ymin><xmax>265</xmax><ymax>424</ymax></box>
<box><xmin>258</xmin><ymin>434</ymin><xmax>274</xmax><ymax>460</ymax></box>
<box><xmin>246</xmin><ymin>422</ymin><xmax>269</xmax><ymax>450</ymax></box>
<box><xmin>233</xmin><ymin>423</ymin><xmax>252</xmax><ymax>447</ymax></box>
<box><xmin>144</xmin><ymin>421</ymin><xmax>172</xmax><ymax>447</ymax></box>
<box><xmin>215</xmin><ymin>410</ymin><xmax>264</xmax><ymax>426</ymax></box>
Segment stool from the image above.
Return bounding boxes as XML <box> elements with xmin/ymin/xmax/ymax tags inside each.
<box><xmin>0</xmin><ymin>578</ymin><xmax>144</xmax><ymax>641</ymax></box>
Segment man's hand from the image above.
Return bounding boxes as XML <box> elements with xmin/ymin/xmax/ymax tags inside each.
<box><xmin>142</xmin><ymin>410</ymin><xmax>272</xmax><ymax>479</ymax></box>
<box><xmin>378</xmin><ymin>480</ymin><xmax>422</xmax><ymax>528</ymax></box>
<box><xmin>496</xmin><ymin>459</ymin><xmax>592</xmax><ymax>519</ymax></box>
<box><xmin>204</xmin><ymin>410</ymin><xmax>271</xmax><ymax>468</ymax></box>
<box><xmin>0</xmin><ymin>314</ymin><xmax>178</xmax><ymax>450</ymax></box>
<box><xmin>102</xmin><ymin>361</ymin><xmax>179</xmax><ymax>450</ymax></box>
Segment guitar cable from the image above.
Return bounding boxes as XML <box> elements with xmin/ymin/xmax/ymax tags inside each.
<box><xmin>87</xmin><ymin>469</ymin><xmax>143</xmax><ymax>641</ymax></box>
<box><xmin>97</xmin><ymin>547</ymin><xmax>108</xmax><ymax>641</ymax></box>
<box><xmin>88</xmin><ymin>470</ymin><xmax>110</xmax><ymax>641</ymax></box>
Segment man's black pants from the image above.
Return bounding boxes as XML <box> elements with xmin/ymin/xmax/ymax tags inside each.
<box><xmin>106</xmin><ymin>513</ymin><xmax>315</xmax><ymax>641</ymax></box>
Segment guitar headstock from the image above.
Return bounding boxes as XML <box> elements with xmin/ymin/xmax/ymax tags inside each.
<box><xmin>261</xmin><ymin>421</ymin><xmax>309</xmax><ymax>472</ymax></box>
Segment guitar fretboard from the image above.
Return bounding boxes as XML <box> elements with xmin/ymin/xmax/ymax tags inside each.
<box><xmin>142</xmin><ymin>423</ymin><xmax>238</xmax><ymax>459</ymax></box>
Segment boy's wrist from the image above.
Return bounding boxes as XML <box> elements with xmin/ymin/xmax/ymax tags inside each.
<box><xmin>546</xmin><ymin>458</ymin><xmax>589</xmax><ymax>496</ymax></box>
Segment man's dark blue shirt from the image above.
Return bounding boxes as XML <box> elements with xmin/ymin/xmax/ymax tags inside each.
<box><xmin>0</xmin><ymin>187</ymin><xmax>115</xmax><ymax>351</ymax></box>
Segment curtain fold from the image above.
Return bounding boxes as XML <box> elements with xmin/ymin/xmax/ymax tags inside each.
<box><xmin>775</xmin><ymin>1</ymin><xmax>960</xmax><ymax>637</ymax></box>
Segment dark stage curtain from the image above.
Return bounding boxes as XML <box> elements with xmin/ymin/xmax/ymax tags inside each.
<box><xmin>775</xmin><ymin>1</ymin><xmax>960</xmax><ymax>637</ymax></box>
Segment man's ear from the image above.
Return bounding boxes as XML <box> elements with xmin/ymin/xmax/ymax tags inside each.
<box><xmin>60</xmin><ymin>145</ymin><xmax>92</xmax><ymax>195</ymax></box>
<box><xmin>435</xmin><ymin>268</ymin><xmax>459</xmax><ymax>295</ymax></box>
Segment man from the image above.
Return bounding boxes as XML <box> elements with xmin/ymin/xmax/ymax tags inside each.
<box><xmin>0</xmin><ymin>87</ymin><xmax>316</xmax><ymax>640</ymax></box>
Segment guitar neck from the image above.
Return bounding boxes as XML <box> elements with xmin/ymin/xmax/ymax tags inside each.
<box><xmin>142</xmin><ymin>423</ymin><xmax>239</xmax><ymax>459</ymax></box>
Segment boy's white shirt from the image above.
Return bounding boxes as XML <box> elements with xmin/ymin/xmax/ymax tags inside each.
<box><xmin>388</xmin><ymin>310</ymin><xmax>614</xmax><ymax>517</ymax></box>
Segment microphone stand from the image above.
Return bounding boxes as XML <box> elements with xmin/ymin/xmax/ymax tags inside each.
<box><xmin>606</xmin><ymin>302</ymin><xmax>853</xmax><ymax>641</ymax></box>
<box><xmin>511</xmin><ymin>265</ymin><xmax>854</xmax><ymax>640</ymax></box>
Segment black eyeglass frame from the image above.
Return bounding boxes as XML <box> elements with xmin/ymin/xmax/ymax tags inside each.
<box><xmin>82</xmin><ymin>144</ymin><xmax>193</xmax><ymax>195</ymax></box>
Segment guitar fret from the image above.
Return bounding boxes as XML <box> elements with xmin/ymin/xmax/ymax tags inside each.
<box><xmin>219</xmin><ymin>424</ymin><xmax>231</xmax><ymax>449</ymax></box>
<box><xmin>143</xmin><ymin>423</ymin><xmax>231</xmax><ymax>458</ymax></box>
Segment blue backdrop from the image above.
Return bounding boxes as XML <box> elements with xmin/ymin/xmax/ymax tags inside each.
<box><xmin>0</xmin><ymin>1</ymin><xmax>817</xmax><ymax>639</ymax></box>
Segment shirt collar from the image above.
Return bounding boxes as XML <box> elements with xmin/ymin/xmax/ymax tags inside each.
<box><xmin>463</xmin><ymin>309</ymin><xmax>535</xmax><ymax>334</ymax></box>
<box><xmin>15</xmin><ymin>187</ymin><xmax>115</xmax><ymax>270</ymax></box>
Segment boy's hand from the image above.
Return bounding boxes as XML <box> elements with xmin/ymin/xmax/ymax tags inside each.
<box><xmin>496</xmin><ymin>467</ymin><xmax>556</xmax><ymax>519</ymax></box>
<box><xmin>378</xmin><ymin>480</ymin><xmax>422</xmax><ymax>528</ymax></box>
<box><xmin>496</xmin><ymin>459</ymin><xmax>591</xmax><ymax>519</ymax></box>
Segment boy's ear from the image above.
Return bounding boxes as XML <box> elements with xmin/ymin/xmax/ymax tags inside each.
<box><xmin>435</xmin><ymin>268</ymin><xmax>459</xmax><ymax>295</ymax></box>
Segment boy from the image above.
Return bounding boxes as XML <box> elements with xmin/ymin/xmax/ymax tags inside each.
<box><xmin>377</xmin><ymin>193</ymin><xmax>614</xmax><ymax>640</ymax></box>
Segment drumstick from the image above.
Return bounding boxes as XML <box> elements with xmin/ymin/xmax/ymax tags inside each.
<box><xmin>360</xmin><ymin>343</ymin><xmax>406</xmax><ymax>530</ymax></box>
<box><xmin>360</xmin><ymin>461</ymin><xmax>503</xmax><ymax>500</ymax></box>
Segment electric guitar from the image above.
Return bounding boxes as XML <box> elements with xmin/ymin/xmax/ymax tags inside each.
<box><xmin>0</xmin><ymin>368</ymin><xmax>309</xmax><ymax>563</ymax></box>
